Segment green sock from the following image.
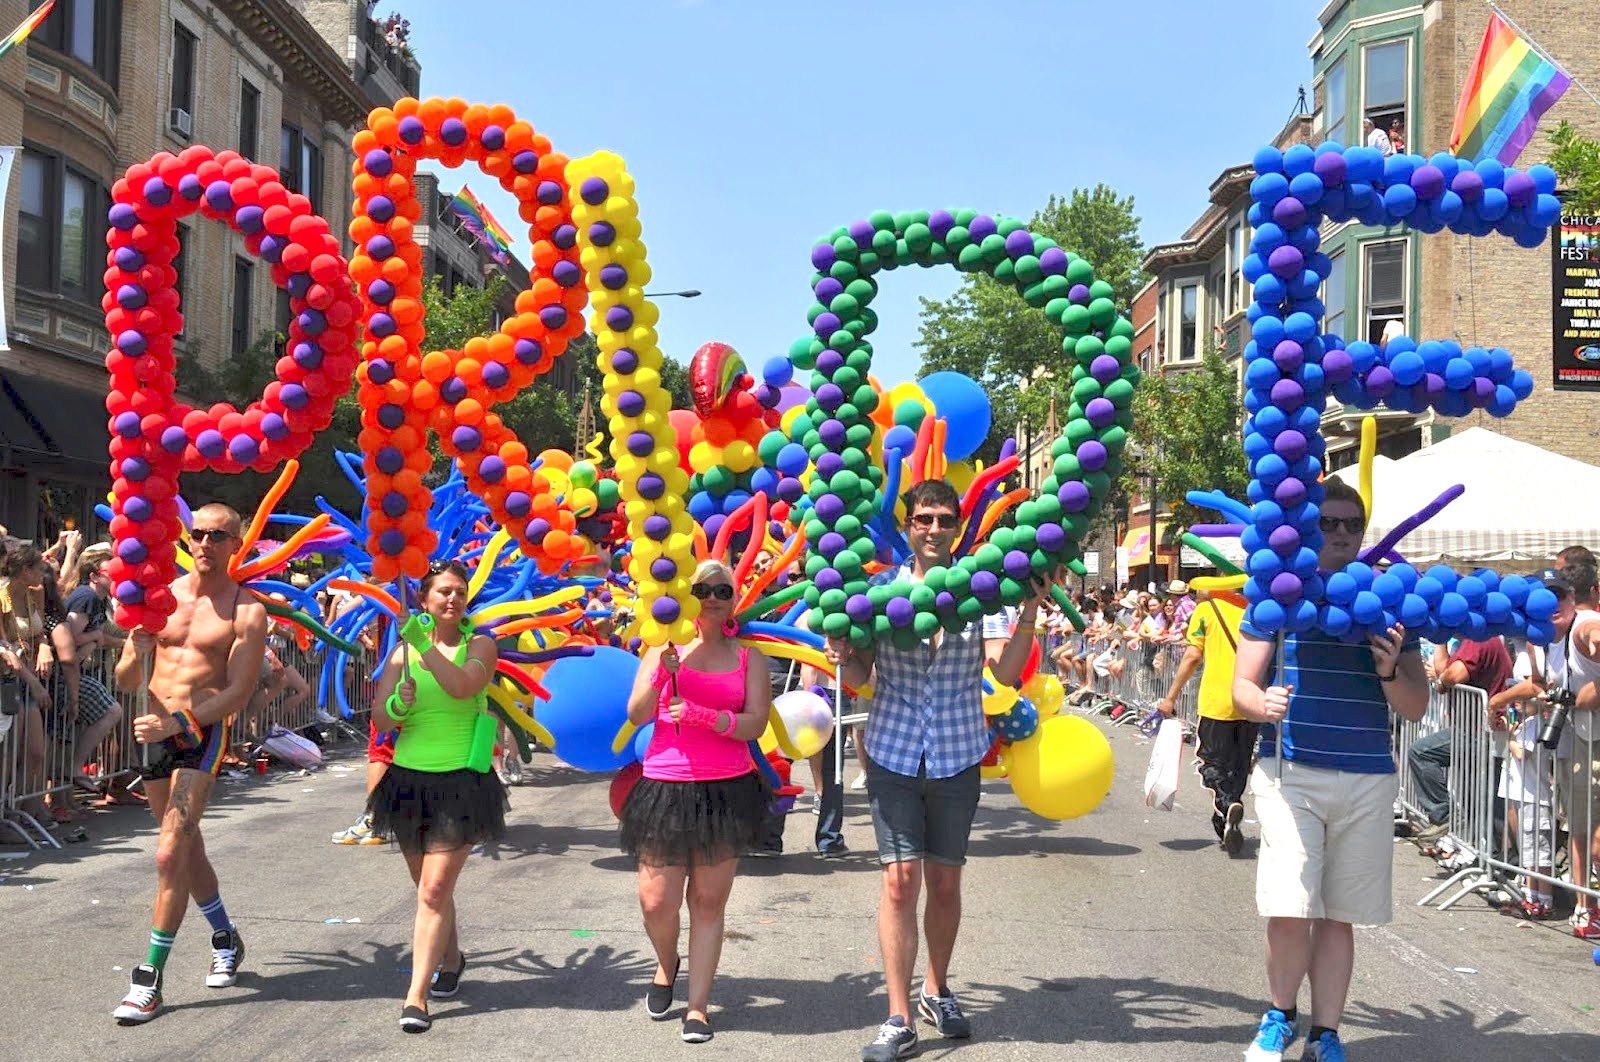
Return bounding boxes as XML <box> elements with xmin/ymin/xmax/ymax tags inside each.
<box><xmin>146</xmin><ymin>928</ymin><xmax>177</xmax><ymax>970</ymax></box>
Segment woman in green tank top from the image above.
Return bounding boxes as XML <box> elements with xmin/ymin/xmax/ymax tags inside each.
<box><xmin>367</xmin><ymin>561</ymin><xmax>504</xmax><ymax>1034</ymax></box>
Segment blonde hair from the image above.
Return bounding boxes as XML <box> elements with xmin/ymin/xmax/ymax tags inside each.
<box><xmin>692</xmin><ymin>559</ymin><xmax>734</xmax><ymax>585</ymax></box>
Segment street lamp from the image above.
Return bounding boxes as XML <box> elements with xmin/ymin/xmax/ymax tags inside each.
<box><xmin>644</xmin><ymin>289</ymin><xmax>701</xmax><ymax>298</ymax></box>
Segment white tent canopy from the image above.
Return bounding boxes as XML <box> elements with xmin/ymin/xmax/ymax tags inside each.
<box><xmin>1329</xmin><ymin>428</ymin><xmax>1600</xmax><ymax>565</ymax></box>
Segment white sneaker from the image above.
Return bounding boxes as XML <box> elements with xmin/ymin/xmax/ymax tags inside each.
<box><xmin>314</xmin><ymin>708</ymin><xmax>337</xmax><ymax>725</ymax></box>
<box><xmin>331</xmin><ymin>814</ymin><xmax>387</xmax><ymax>845</ymax></box>
<box><xmin>850</xmin><ymin>774</ymin><xmax>868</xmax><ymax>791</ymax></box>
<box><xmin>499</xmin><ymin>751</ymin><xmax>524</xmax><ymax>786</ymax></box>
<box><xmin>112</xmin><ymin>964</ymin><xmax>163</xmax><ymax>1024</ymax></box>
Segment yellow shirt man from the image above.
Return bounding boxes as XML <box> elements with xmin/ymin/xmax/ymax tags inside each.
<box><xmin>1187</xmin><ymin>595</ymin><xmax>1244</xmax><ymax>721</ymax></box>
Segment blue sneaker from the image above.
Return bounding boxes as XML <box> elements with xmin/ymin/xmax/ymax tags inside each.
<box><xmin>1244</xmin><ymin>1009</ymin><xmax>1298</xmax><ymax>1061</ymax></box>
<box><xmin>1301</xmin><ymin>1029</ymin><xmax>1345</xmax><ymax>1061</ymax></box>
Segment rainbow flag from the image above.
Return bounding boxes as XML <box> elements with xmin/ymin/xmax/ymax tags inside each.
<box><xmin>447</xmin><ymin>186</ymin><xmax>514</xmax><ymax>266</ymax></box>
<box><xmin>1449</xmin><ymin>11</ymin><xmax>1571</xmax><ymax>166</ymax></box>
<box><xmin>0</xmin><ymin>0</ymin><xmax>56</xmax><ymax>63</ymax></box>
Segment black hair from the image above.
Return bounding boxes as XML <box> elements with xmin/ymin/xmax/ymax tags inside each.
<box><xmin>1558</xmin><ymin>544</ymin><xmax>1596</xmax><ymax>568</ymax></box>
<box><xmin>1557</xmin><ymin>558</ymin><xmax>1598</xmax><ymax>604</ymax></box>
<box><xmin>902</xmin><ymin>479</ymin><xmax>960</xmax><ymax>517</ymax></box>
<box><xmin>1</xmin><ymin>541</ymin><xmax>42</xmax><ymax>578</ymax></box>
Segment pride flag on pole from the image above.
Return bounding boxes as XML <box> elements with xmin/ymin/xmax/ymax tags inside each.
<box><xmin>0</xmin><ymin>0</ymin><xmax>57</xmax><ymax>63</ymax></box>
<box><xmin>1449</xmin><ymin>10</ymin><xmax>1571</xmax><ymax>166</ymax></box>
<box><xmin>447</xmin><ymin>186</ymin><xmax>514</xmax><ymax>266</ymax></box>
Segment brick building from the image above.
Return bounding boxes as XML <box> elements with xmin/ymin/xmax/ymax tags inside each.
<box><xmin>1310</xmin><ymin>0</ymin><xmax>1600</xmax><ymax>467</ymax></box>
<box><xmin>0</xmin><ymin>0</ymin><xmax>369</xmax><ymax>540</ymax></box>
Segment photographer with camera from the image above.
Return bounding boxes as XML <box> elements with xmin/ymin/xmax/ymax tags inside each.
<box><xmin>1535</xmin><ymin>564</ymin><xmax>1600</xmax><ymax>940</ymax></box>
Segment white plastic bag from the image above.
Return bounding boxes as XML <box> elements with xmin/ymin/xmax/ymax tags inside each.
<box><xmin>261</xmin><ymin>725</ymin><xmax>323</xmax><ymax>770</ymax></box>
<box><xmin>1143</xmin><ymin>717</ymin><xmax>1183</xmax><ymax>811</ymax></box>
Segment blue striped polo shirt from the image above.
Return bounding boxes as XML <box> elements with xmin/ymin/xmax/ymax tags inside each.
<box><xmin>1243</xmin><ymin>629</ymin><xmax>1400</xmax><ymax>774</ymax></box>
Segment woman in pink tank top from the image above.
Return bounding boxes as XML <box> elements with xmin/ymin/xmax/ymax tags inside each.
<box><xmin>620</xmin><ymin>560</ymin><xmax>772</xmax><ymax>1044</ymax></box>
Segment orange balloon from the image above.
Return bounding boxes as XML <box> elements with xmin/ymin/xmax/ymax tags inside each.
<box><xmin>536</xmin><ymin>448</ymin><xmax>572</xmax><ymax>473</ymax></box>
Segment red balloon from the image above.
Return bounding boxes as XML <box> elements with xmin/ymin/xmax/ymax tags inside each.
<box><xmin>667</xmin><ymin>408</ymin><xmax>699</xmax><ymax>472</ymax></box>
<box><xmin>687</xmin><ymin>341</ymin><xmax>745</xmax><ymax>418</ymax></box>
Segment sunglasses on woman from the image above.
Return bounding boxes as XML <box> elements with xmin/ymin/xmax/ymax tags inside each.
<box><xmin>691</xmin><ymin>583</ymin><xmax>735</xmax><ymax>601</ymax></box>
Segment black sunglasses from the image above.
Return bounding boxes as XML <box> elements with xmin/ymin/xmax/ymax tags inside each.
<box><xmin>1319</xmin><ymin>516</ymin><xmax>1364</xmax><ymax>534</ymax></box>
<box><xmin>692</xmin><ymin>583</ymin><xmax>735</xmax><ymax>601</ymax></box>
<box><xmin>910</xmin><ymin>512</ymin><xmax>961</xmax><ymax>531</ymax></box>
<box><xmin>190</xmin><ymin>527</ymin><xmax>235</xmax><ymax>543</ymax></box>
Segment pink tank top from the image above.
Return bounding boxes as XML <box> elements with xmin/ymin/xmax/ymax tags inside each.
<box><xmin>642</xmin><ymin>647</ymin><xmax>757</xmax><ymax>783</ymax></box>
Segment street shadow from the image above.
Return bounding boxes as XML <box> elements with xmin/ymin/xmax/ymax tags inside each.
<box><xmin>476</xmin><ymin>822</ymin><xmax>620</xmax><ymax>861</ymax></box>
<box><xmin>1158</xmin><ymin>837</ymin><xmax>1215</xmax><ymax>852</ymax></box>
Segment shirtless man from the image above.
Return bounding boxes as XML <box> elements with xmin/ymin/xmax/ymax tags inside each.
<box><xmin>110</xmin><ymin>503</ymin><xmax>268</xmax><ymax>1024</ymax></box>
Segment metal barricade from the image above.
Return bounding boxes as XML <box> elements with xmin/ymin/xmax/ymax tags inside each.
<box><xmin>1</xmin><ymin>636</ymin><xmax>376</xmax><ymax>848</ymax></box>
<box><xmin>1413</xmin><ymin>685</ymin><xmax>1498</xmax><ymax>910</ymax></box>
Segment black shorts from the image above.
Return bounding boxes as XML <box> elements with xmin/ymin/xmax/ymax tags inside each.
<box><xmin>140</xmin><ymin>721</ymin><xmax>229</xmax><ymax>781</ymax></box>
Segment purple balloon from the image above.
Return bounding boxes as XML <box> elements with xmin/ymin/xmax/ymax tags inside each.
<box><xmin>651</xmin><ymin>597</ymin><xmax>680</xmax><ymax>624</ymax></box>
<box><xmin>1090</xmin><ymin>354</ymin><xmax>1121</xmax><ymax>383</ymax></box>
<box><xmin>616</xmin><ymin>389</ymin><xmax>645</xmax><ymax>416</ymax></box>
<box><xmin>650</xmin><ymin>557</ymin><xmax>678</xmax><ymax>581</ymax></box>
<box><xmin>113</xmin><ymin>411</ymin><xmax>143</xmax><ymax>438</ymax></box>
<box><xmin>452</xmin><ymin>425</ymin><xmax>482</xmax><ymax>451</ymax></box>
<box><xmin>1004</xmin><ymin>230</ymin><xmax>1034</xmax><ymax>259</ymax></box>
<box><xmin>381</xmin><ymin>492</ymin><xmax>408</xmax><ymax>518</ymax></box>
<box><xmin>1058</xmin><ymin>481</ymin><xmax>1091</xmax><ymax>512</ymax></box>
<box><xmin>885</xmin><ymin>596</ymin><xmax>915</xmax><ymax>628</ymax></box>
<box><xmin>643</xmin><ymin>514</ymin><xmax>671</xmax><ymax>540</ymax></box>
<box><xmin>1003</xmin><ymin>550</ymin><xmax>1032</xmax><ymax>579</ymax></box>
<box><xmin>376</xmin><ymin>446</ymin><xmax>405</xmax><ymax>474</ymax></box>
<box><xmin>845</xmin><ymin>594</ymin><xmax>874</xmax><ymax>623</ymax></box>
<box><xmin>482</xmin><ymin>362</ymin><xmax>509</xmax><ymax>390</ymax></box>
<box><xmin>1076</xmin><ymin>440</ymin><xmax>1107</xmax><ymax>472</ymax></box>
<box><xmin>970</xmin><ymin>570</ymin><xmax>1000</xmax><ymax>599</ymax></box>
<box><xmin>637</xmin><ymin>473</ymin><xmax>665</xmax><ymax>500</ymax></box>
<box><xmin>1084</xmin><ymin>398</ymin><xmax>1115</xmax><ymax>428</ymax></box>
<box><xmin>1036</xmin><ymin>523</ymin><xmax>1066</xmax><ymax>553</ymax></box>
<box><xmin>479</xmin><ymin>456</ymin><xmax>507</xmax><ymax>483</ymax></box>
<box><xmin>1269</xmin><ymin>571</ymin><xmax>1305</xmax><ymax>602</ymax></box>
<box><xmin>599</xmin><ymin>263</ymin><xmax>628</xmax><ymax>289</ymax></box>
<box><xmin>505</xmin><ymin>491</ymin><xmax>531</xmax><ymax>517</ymax></box>
<box><xmin>378</xmin><ymin>529</ymin><xmax>407</xmax><ymax>556</ymax></box>
<box><xmin>626</xmin><ymin>431</ymin><xmax>654</xmax><ymax>457</ymax></box>
<box><xmin>1038</xmin><ymin>247</ymin><xmax>1068</xmax><ymax>275</ymax></box>
<box><xmin>196</xmin><ymin>429</ymin><xmax>226</xmax><ymax>457</ymax></box>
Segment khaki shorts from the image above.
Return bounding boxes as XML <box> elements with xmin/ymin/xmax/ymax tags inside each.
<box><xmin>1251</xmin><ymin>760</ymin><xmax>1399</xmax><ymax>926</ymax></box>
<box><xmin>1556</xmin><ymin>733</ymin><xmax>1600</xmax><ymax>836</ymax></box>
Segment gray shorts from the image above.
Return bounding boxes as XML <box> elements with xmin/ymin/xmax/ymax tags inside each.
<box><xmin>866</xmin><ymin>756</ymin><xmax>981</xmax><ymax>866</ymax></box>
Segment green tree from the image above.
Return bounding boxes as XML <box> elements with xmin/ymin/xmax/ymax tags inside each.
<box><xmin>915</xmin><ymin>186</ymin><xmax>1146</xmax><ymax>462</ymax></box>
<box><xmin>1549</xmin><ymin>120</ymin><xmax>1600</xmax><ymax>214</ymax></box>
<box><xmin>1125</xmin><ymin>347</ymin><xmax>1248</xmax><ymax>528</ymax></box>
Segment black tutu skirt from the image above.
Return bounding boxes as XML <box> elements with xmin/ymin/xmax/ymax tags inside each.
<box><xmin>369</xmin><ymin>765</ymin><xmax>508</xmax><ymax>853</ymax></box>
<box><xmin>619</xmin><ymin>772</ymin><xmax>772</xmax><ymax>866</ymax></box>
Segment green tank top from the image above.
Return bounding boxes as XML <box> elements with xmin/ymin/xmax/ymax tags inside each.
<box><xmin>392</xmin><ymin>638</ymin><xmax>491</xmax><ymax>773</ymax></box>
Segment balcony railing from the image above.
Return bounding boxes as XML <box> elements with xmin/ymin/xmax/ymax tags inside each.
<box><xmin>359</xmin><ymin>17</ymin><xmax>421</xmax><ymax>97</ymax></box>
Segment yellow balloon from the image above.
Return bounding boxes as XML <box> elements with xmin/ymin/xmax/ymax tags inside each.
<box><xmin>1021</xmin><ymin>673</ymin><xmax>1066</xmax><ymax>719</ymax></box>
<box><xmin>757</xmin><ymin>722</ymin><xmax>779</xmax><ymax>757</ymax></box>
<box><xmin>1006</xmin><ymin>715</ymin><xmax>1114</xmax><ymax>821</ymax></box>
<box><xmin>946</xmin><ymin>460</ymin><xmax>976</xmax><ymax>495</ymax></box>
<box><xmin>983</xmin><ymin>669</ymin><xmax>1019</xmax><ymax>716</ymax></box>
<box><xmin>781</xmin><ymin>405</ymin><xmax>807</xmax><ymax>435</ymax></box>
<box><xmin>570</xmin><ymin>488</ymin><xmax>598</xmax><ymax>517</ymax></box>
<box><xmin>724</xmin><ymin>440</ymin><xmax>756</xmax><ymax>472</ymax></box>
<box><xmin>980</xmin><ymin>752</ymin><xmax>1009</xmax><ymax>780</ymax></box>
<box><xmin>689</xmin><ymin>441</ymin><xmax>716</xmax><ymax>474</ymax></box>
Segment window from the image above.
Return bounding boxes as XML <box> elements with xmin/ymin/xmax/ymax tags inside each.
<box><xmin>1324</xmin><ymin>250</ymin><xmax>1347</xmax><ymax>340</ymax></box>
<box><xmin>173</xmin><ymin>223</ymin><xmax>189</xmax><ymax>337</ymax></box>
<box><xmin>1207</xmin><ymin>265</ymin><xmax>1224</xmax><ymax>339</ymax></box>
<box><xmin>274</xmin><ymin>287</ymin><xmax>292</xmax><ymax>355</ymax></box>
<box><xmin>1155</xmin><ymin>285</ymin><xmax>1167</xmax><ymax>362</ymax></box>
<box><xmin>17</xmin><ymin>146</ymin><xmax>106</xmax><ymax>302</ymax></box>
<box><xmin>30</xmin><ymin>0</ymin><xmax>120</xmax><ymax>87</ymax></box>
<box><xmin>59</xmin><ymin>168</ymin><xmax>93</xmax><ymax>295</ymax></box>
<box><xmin>1362</xmin><ymin>240</ymin><xmax>1407</xmax><ymax>344</ymax></box>
<box><xmin>18</xmin><ymin>153</ymin><xmax>52</xmax><ymax>291</ymax></box>
<box><xmin>280</xmin><ymin>124</ymin><xmax>324</xmax><ymax>214</ymax></box>
<box><xmin>1179</xmin><ymin>284</ymin><xmax>1198</xmax><ymax>361</ymax></box>
<box><xmin>170</xmin><ymin>22</ymin><xmax>197</xmax><ymax>118</ymax></box>
<box><xmin>239</xmin><ymin>80</ymin><xmax>260</xmax><ymax>158</ymax></box>
<box><xmin>231</xmin><ymin>258</ymin><xmax>253</xmax><ymax>356</ymax></box>
<box><xmin>1363</xmin><ymin>40</ymin><xmax>1408</xmax><ymax>148</ymax></box>
<box><xmin>1227</xmin><ymin>221</ymin><xmax>1244</xmax><ymax>313</ymax></box>
<box><xmin>1324</xmin><ymin>57</ymin><xmax>1347</xmax><ymax>146</ymax></box>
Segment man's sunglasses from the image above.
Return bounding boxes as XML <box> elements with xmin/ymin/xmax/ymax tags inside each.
<box><xmin>1319</xmin><ymin>516</ymin><xmax>1365</xmax><ymax>534</ymax></box>
<box><xmin>692</xmin><ymin>583</ymin><xmax>735</xmax><ymax>601</ymax></box>
<box><xmin>910</xmin><ymin>512</ymin><xmax>961</xmax><ymax>531</ymax></box>
<box><xmin>190</xmin><ymin>527</ymin><xmax>236</xmax><ymax>543</ymax></box>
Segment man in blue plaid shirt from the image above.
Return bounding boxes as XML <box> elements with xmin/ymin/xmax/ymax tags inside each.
<box><xmin>828</xmin><ymin>480</ymin><xmax>1044</xmax><ymax>1062</ymax></box>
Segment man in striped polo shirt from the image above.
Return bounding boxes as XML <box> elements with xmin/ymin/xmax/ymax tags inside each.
<box><xmin>1232</xmin><ymin>478</ymin><xmax>1429</xmax><ymax>1062</ymax></box>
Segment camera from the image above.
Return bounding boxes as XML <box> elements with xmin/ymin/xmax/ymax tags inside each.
<box><xmin>1539</xmin><ymin>685</ymin><xmax>1577</xmax><ymax>750</ymax></box>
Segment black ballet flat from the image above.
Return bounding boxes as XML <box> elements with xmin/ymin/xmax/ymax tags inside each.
<box><xmin>399</xmin><ymin>1004</ymin><xmax>432</xmax><ymax>1033</ymax></box>
<box><xmin>681</xmin><ymin>1016</ymin><xmax>713</xmax><ymax>1043</ymax></box>
<box><xmin>430</xmin><ymin>953</ymin><xmax>467</xmax><ymax>999</ymax></box>
<box><xmin>646</xmin><ymin>956</ymin><xmax>680</xmax><ymax>1020</ymax></box>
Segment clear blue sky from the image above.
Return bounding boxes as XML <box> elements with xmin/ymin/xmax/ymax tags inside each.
<box><xmin>408</xmin><ymin>0</ymin><xmax>1319</xmax><ymax>384</ymax></box>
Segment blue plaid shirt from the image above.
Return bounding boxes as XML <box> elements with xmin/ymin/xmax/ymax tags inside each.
<box><xmin>862</xmin><ymin>563</ymin><xmax>1014</xmax><ymax>779</ymax></box>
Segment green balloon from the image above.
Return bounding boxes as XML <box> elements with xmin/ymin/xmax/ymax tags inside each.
<box><xmin>1030</xmin><ymin>549</ymin><xmax>1052</xmax><ymax>572</ymax></box>
<box><xmin>836</xmin><ymin>402</ymin><xmax>860</xmax><ymax>423</ymax></box>
<box><xmin>999</xmin><ymin>576</ymin><xmax>1025</xmax><ymax>602</ymax></box>
<box><xmin>845</xmin><ymin>348</ymin><xmax>874</xmax><ymax>373</ymax></box>
<box><xmin>945</xmin><ymin>565</ymin><xmax>971</xmax><ymax>594</ymax></box>
<box><xmin>833</xmin><ymin>551</ymin><xmax>862</xmax><ymax>578</ymax></box>
<box><xmin>1044</xmin><ymin>298</ymin><xmax>1070</xmax><ymax>325</ymax></box>
<box><xmin>956</xmin><ymin>597</ymin><xmax>984</xmax><ymax>622</ymax></box>
<box><xmin>848</xmin><ymin>622</ymin><xmax>869</xmax><ymax>645</ymax></box>
<box><xmin>1071</xmin><ymin>378</ymin><xmax>1102</xmax><ymax>403</ymax></box>
<box><xmin>1050</xmin><ymin>437</ymin><xmax>1073</xmax><ymax>458</ymax></box>
<box><xmin>805</xmin><ymin>554</ymin><xmax>829</xmax><ymax>578</ymax></box>
<box><xmin>868</xmin><ymin>209</ymin><xmax>895</xmax><ymax>231</ymax></box>
<box><xmin>1075</xmin><ymin>335</ymin><xmax>1105</xmax><ymax>359</ymax></box>
<box><xmin>819</xmin><ymin>588</ymin><xmax>847</xmax><ymax>612</ymax></box>
<box><xmin>758</xmin><ymin>432</ymin><xmax>786</xmax><ymax>465</ymax></box>
<box><xmin>821</xmin><ymin>612</ymin><xmax>850</xmax><ymax>638</ymax></box>
<box><xmin>1089</xmin><ymin>279</ymin><xmax>1114</xmax><ymax>301</ymax></box>
<box><xmin>596</xmin><ymin>480</ymin><xmax>619</xmax><ymax>508</ymax></box>
<box><xmin>869</xmin><ymin>229</ymin><xmax>896</xmax><ymax>255</ymax></box>
<box><xmin>835</xmin><ymin>514</ymin><xmax>862</xmax><ymax>540</ymax></box>
<box><xmin>909</xmin><ymin>584</ymin><xmax>935</xmax><ymax>611</ymax></box>
<box><xmin>913</xmin><ymin>613</ymin><xmax>940</xmax><ymax>638</ymax></box>
<box><xmin>874</xmin><ymin>615</ymin><xmax>893</xmax><ymax>639</ymax></box>
<box><xmin>1021</xmin><ymin>281</ymin><xmax>1049</xmax><ymax>308</ymax></box>
<box><xmin>974</xmin><ymin>543</ymin><xmax>1003</xmax><ymax>570</ymax></box>
<box><xmin>956</xmin><ymin>244</ymin><xmax>984</xmax><ymax>270</ymax></box>
<box><xmin>833</xmin><ymin>366</ymin><xmax>861</xmax><ymax>392</ymax></box>
<box><xmin>803</xmin><ymin>586</ymin><xmax>822</xmax><ymax>608</ymax></box>
<box><xmin>853</xmin><ymin>385</ymin><xmax>879</xmax><ymax>411</ymax></box>
<box><xmin>1063</xmin><ymin>513</ymin><xmax>1089</xmax><ymax>539</ymax></box>
<box><xmin>993</xmin><ymin>259</ymin><xmax>1016</xmax><ymax>284</ymax></box>
<box><xmin>905</xmin><ymin>222</ymin><xmax>932</xmax><ymax>253</ymax></box>
<box><xmin>841</xmin><ymin>448</ymin><xmax>869</xmax><ymax>473</ymax></box>
<box><xmin>1015</xmin><ymin>255</ymin><xmax>1042</xmax><ymax>285</ymax></box>
<box><xmin>1054</xmin><ymin>454</ymin><xmax>1081</xmax><ymax>480</ymax></box>
<box><xmin>1042</xmin><ymin>275</ymin><xmax>1070</xmax><ymax>300</ymax></box>
<box><xmin>980</xmin><ymin>233</ymin><xmax>1008</xmax><ymax>264</ymax></box>
<box><xmin>845</xmin><ymin>423</ymin><xmax>874</xmax><ymax>449</ymax></box>
<box><xmin>1101</xmin><ymin>425</ymin><xmax>1128</xmax><ymax>454</ymax></box>
<box><xmin>892</xmin><ymin>628</ymin><xmax>919</xmax><ymax>651</ymax></box>
<box><xmin>867</xmin><ymin>583</ymin><xmax>891</xmax><ymax>606</ymax></box>
<box><xmin>1014</xmin><ymin>525</ymin><xmax>1037</xmax><ymax>551</ymax></box>
<box><xmin>1085</xmin><ymin>471</ymin><xmax>1111</xmax><ymax>497</ymax></box>
<box><xmin>1034</xmin><ymin>494</ymin><xmax>1062</xmax><ymax>523</ymax></box>
<box><xmin>894</xmin><ymin>401</ymin><xmax>926</xmax><ymax>429</ymax></box>
<box><xmin>1105</xmin><ymin>334</ymin><xmax>1132</xmax><ymax>359</ymax></box>
<box><xmin>1066</xmin><ymin>258</ymin><xmax>1095</xmax><ymax>285</ymax></box>
<box><xmin>1066</xmin><ymin>420</ymin><xmax>1093</xmax><ymax>446</ymax></box>
<box><xmin>830</xmin><ymin>292</ymin><xmax>860</xmax><ymax>318</ymax></box>
<box><xmin>1062</xmin><ymin>304</ymin><xmax>1090</xmax><ymax>334</ymax></box>
<box><xmin>991</xmin><ymin>527</ymin><xmax>1014</xmax><ymax>552</ymax></box>
<box><xmin>829</xmin><ymin>260</ymin><xmax>859</xmax><ymax>282</ymax></box>
<box><xmin>1089</xmin><ymin>297</ymin><xmax>1117</xmax><ymax>327</ymax></box>
<box><xmin>945</xmin><ymin>225</ymin><xmax>970</xmax><ymax>250</ymax></box>
<box><xmin>832</xmin><ymin>235</ymin><xmax>858</xmax><ymax>259</ymax></box>
<box><xmin>830</xmin><ymin>469</ymin><xmax>861</xmax><ymax>497</ymax></box>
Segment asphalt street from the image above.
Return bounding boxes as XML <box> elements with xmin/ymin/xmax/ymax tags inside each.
<box><xmin>3</xmin><ymin>719</ymin><xmax>1598</xmax><ymax>1061</ymax></box>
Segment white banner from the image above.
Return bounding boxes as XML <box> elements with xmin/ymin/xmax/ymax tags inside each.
<box><xmin>0</xmin><ymin>147</ymin><xmax>14</xmax><ymax>349</ymax></box>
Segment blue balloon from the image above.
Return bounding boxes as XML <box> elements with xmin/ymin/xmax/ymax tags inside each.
<box><xmin>633</xmin><ymin>721</ymin><xmax>654</xmax><ymax>763</ymax></box>
<box><xmin>883</xmin><ymin>424</ymin><xmax>917</xmax><ymax>456</ymax></box>
<box><xmin>762</xmin><ymin>356</ymin><xmax>794</xmax><ymax>387</ymax></box>
<box><xmin>537</xmin><ymin>646</ymin><xmax>640</xmax><ymax>772</ymax></box>
<box><xmin>917</xmin><ymin>371</ymin><xmax>991</xmax><ymax>461</ymax></box>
